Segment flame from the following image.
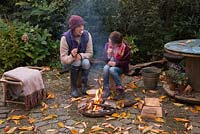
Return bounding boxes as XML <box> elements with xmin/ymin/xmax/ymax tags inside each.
<box><xmin>94</xmin><ymin>88</ymin><xmax>102</xmax><ymax>103</ymax></box>
<box><xmin>86</xmin><ymin>88</ymin><xmax>103</xmax><ymax>111</ymax></box>
<box><xmin>87</xmin><ymin>102</ymin><xmax>93</xmax><ymax>109</ymax></box>
<box><xmin>92</xmin><ymin>88</ymin><xmax>103</xmax><ymax>111</ymax></box>
<box><xmin>86</xmin><ymin>76</ymin><xmax>104</xmax><ymax>111</ymax></box>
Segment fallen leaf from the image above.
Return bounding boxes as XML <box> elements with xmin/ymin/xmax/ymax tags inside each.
<box><xmin>126</xmin><ymin>126</ymin><xmax>132</xmax><ymax>131</ymax></box>
<box><xmin>6</xmin><ymin>127</ymin><xmax>17</xmax><ymax>134</ymax></box>
<box><xmin>135</xmin><ymin>97</ymin><xmax>141</xmax><ymax>101</ymax></box>
<box><xmin>126</xmin><ymin>82</ymin><xmax>137</xmax><ymax>89</ymax></box>
<box><xmin>137</xmin><ymin>115</ymin><xmax>142</xmax><ymax>123</ymax></box>
<box><xmin>28</xmin><ymin>118</ymin><xmax>35</xmax><ymax>124</ymax></box>
<box><xmin>111</xmin><ymin>112</ymin><xmax>130</xmax><ymax>118</ymax></box>
<box><xmin>138</xmin><ymin>125</ymin><xmax>144</xmax><ymax>130</ymax></box>
<box><xmin>195</xmin><ymin>105</ymin><xmax>200</xmax><ymax>111</ymax></box>
<box><xmin>47</xmin><ymin>92</ymin><xmax>55</xmax><ymax>99</ymax></box>
<box><xmin>116</xmin><ymin>100</ymin><xmax>125</xmax><ymax>109</ymax></box>
<box><xmin>104</xmin><ymin>124</ymin><xmax>115</xmax><ymax>129</ymax></box>
<box><xmin>106</xmin><ymin>117</ymin><xmax>116</xmax><ymax>121</ymax></box>
<box><xmin>132</xmin><ymin>105</ymin><xmax>138</xmax><ymax>109</ymax></box>
<box><xmin>102</xmin><ymin>123</ymin><xmax>109</xmax><ymax>126</ymax></box>
<box><xmin>71</xmin><ymin>97</ymin><xmax>82</xmax><ymax>102</ymax></box>
<box><xmin>120</xmin><ymin>112</ymin><xmax>127</xmax><ymax>118</ymax></box>
<box><xmin>159</xmin><ymin>96</ymin><xmax>167</xmax><ymax>101</ymax></box>
<box><xmin>137</xmin><ymin>101</ymin><xmax>144</xmax><ymax>110</ymax></box>
<box><xmin>153</xmin><ymin>123</ymin><xmax>162</xmax><ymax>128</ymax></box>
<box><xmin>114</xmin><ymin>126</ymin><xmax>123</xmax><ymax>132</ymax></box>
<box><xmin>174</xmin><ymin>118</ymin><xmax>190</xmax><ymax>123</ymax></box>
<box><xmin>79</xmin><ymin>129</ymin><xmax>85</xmax><ymax>133</ymax></box>
<box><xmin>82</xmin><ymin>122</ymin><xmax>87</xmax><ymax>128</ymax></box>
<box><xmin>189</xmin><ymin>107</ymin><xmax>198</xmax><ymax>114</ymax></box>
<box><xmin>0</xmin><ymin>120</ymin><xmax>4</xmax><ymax>124</ymax></box>
<box><xmin>173</xmin><ymin>130</ymin><xmax>178</xmax><ymax>134</ymax></box>
<box><xmin>151</xmin><ymin>129</ymin><xmax>166</xmax><ymax>134</ymax></box>
<box><xmin>40</xmin><ymin>102</ymin><xmax>49</xmax><ymax>112</ymax></box>
<box><xmin>18</xmin><ymin>126</ymin><xmax>34</xmax><ymax>131</ymax></box>
<box><xmin>64</xmin><ymin>104</ymin><xmax>72</xmax><ymax>109</ymax></box>
<box><xmin>57</xmin><ymin>122</ymin><xmax>65</xmax><ymax>128</ymax></box>
<box><xmin>142</xmin><ymin>126</ymin><xmax>153</xmax><ymax>133</ymax></box>
<box><xmin>65</xmin><ymin>126</ymin><xmax>75</xmax><ymax>130</ymax></box>
<box><xmin>184</xmin><ymin>123</ymin><xmax>188</xmax><ymax>128</ymax></box>
<box><xmin>134</xmin><ymin>93</ymin><xmax>138</xmax><ymax>97</ymax></box>
<box><xmin>125</xmin><ymin>112</ymin><xmax>131</xmax><ymax>118</ymax></box>
<box><xmin>70</xmin><ymin>129</ymin><xmax>79</xmax><ymax>134</ymax></box>
<box><xmin>50</xmin><ymin>103</ymin><xmax>59</xmax><ymax>109</ymax></box>
<box><xmin>43</xmin><ymin>114</ymin><xmax>57</xmax><ymax>120</ymax></box>
<box><xmin>13</xmin><ymin>120</ymin><xmax>20</xmax><ymax>125</ymax></box>
<box><xmin>123</xmin><ymin>131</ymin><xmax>129</xmax><ymax>134</ymax></box>
<box><xmin>142</xmin><ymin>89</ymin><xmax>146</xmax><ymax>94</ymax></box>
<box><xmin>187</xmin><ymin>125</ymin><xmax>193</xmax><ymax>130</ymax></box>
<box><xmin>74</xmin><ymin>121</ymin><xmax>81</xmax><ymax>126</ymax></box>
<box><xmin>162</xmin><ymin>132</ymin><xmax>170</xmax><ymax>134</ymax></box>
<box><xmin>159</xmin><ymin>96</ymin><xmax>167</xmax><ymax>99</ymax></box>
<box><xmin>4</xmin><ymin>126</ymin><xmax>10</xmax><ymax>133</ymax></box>
<box><xmin>149</xmin><ymin>90</ymin><xmax>158</xmax><ymax>94</ymax></box>
<box><xmin>151</xmin><ymin>129</ymin><xmax>165</xmax><ymax>133</ymax></box>
<box><xmin>89</xmin><ymin>125</ymin><xmax>104</xmax><ymax>133</ymax></box>
<box><xmin>19</xmin><ymin>131</ymin><xmax>26</xmax><ymax>134</ymax></box>
<box><xmin>7</xmin><ymin>115</ymin><xmax>27</xmax><ymax>120</ymax></box>
<box><xmin>155</xmin><ymin>118</ymin><xmax>165</xmax><ymax>123</ymax></box>
<box><xmin>44</xmin><ymin>66</ymin><xmax>50</xmax><ymax>71</ymax></box>
<box><xmin>173</xmin><ymin>103</ymin><xmax>184</xmax><ymax>107</ymax></box>
<box><xmin>112</xmin><ymin>113</ymin><xmax>120</xmax><ymax>118</ymax></box>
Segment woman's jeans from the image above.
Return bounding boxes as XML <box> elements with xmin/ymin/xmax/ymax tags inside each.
<box><xmin>103</xmin><ymin>64</ymin><xmax>122</xmax><ymax>89</ymax></box>
<box><xmin>71</xmin><ymin>59</ymin><xmax>90</xmax><ymax>69</ymax></box>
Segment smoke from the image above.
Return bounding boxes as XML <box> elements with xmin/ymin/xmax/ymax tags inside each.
<box><xmin>67</xmin><ymin>0</ymin><xmax>109</xmax><ymax>59</ymax></box>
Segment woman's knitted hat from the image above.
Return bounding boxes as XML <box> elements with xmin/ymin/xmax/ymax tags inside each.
<box><xmin>68</xmin><ymin>15</ymin><xmax>85</xmax><ymax>29</ymax></box>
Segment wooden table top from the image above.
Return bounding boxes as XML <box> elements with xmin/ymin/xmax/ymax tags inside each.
<box><xmin>164</xmin><ymin>39</ymin><xmax>200</xmax><ymax>57</ymax></box>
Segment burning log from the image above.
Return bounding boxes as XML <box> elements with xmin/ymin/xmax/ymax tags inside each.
<box><xmin>78</xmin><ymin>76</ymin><xmax>137</xmax><ymax>117</ymax></box>
<box><xmin>78</xmin><ymin>98</ymin><xmax>116</xmax><ymax>118</ymax></box>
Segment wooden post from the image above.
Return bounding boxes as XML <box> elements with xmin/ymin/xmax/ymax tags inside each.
<box><xmin>185</xmin><ymin>57</ymin><xmax>200</xmax><ymax>92</ymax></box>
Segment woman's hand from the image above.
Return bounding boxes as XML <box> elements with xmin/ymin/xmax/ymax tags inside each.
<box><xmin>107</xmin><ymin>48</ymin><xmax>113</xmax><ymax>55</ymax></box>
<box><xmin>71</xmin><ymin>48</ymin><xmax>78</xmax><ymax>57</ymax></box>
<box><xmin>108</xmin><ymin>61</ymin><xmax>116</xmax><ymax>66</ymax></box>
<box><xmin>75</xmin><ymin>54</ymin><xmax>82</xmax><ymax>61</ymax></box>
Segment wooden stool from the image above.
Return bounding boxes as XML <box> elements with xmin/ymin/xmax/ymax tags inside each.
<box><xmin>0</xmin><ymin>77</ymin><xmax>23</xmax><ymax>106</ymax></box>
<box><xmin>0</xmin><ymin>66</ymin><xmax>46</xmax><ymax>109</ymax></box>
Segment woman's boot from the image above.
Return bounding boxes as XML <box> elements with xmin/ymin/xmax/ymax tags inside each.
<box><xmin>81</xmin><ymin>69</ymin><xmax>90</xmax><ymax>94</ymax></box>
<box><xmin>70</xmin><ymin>65</ymin><xmax>81</xmax><ymax>98</ymax></box>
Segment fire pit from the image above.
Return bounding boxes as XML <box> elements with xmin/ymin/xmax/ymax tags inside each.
<box><xmin>78</xmin><ymin>98</ymin><xmax>116</xmax><ymax>117</ymax></box>
<box><xmin>78</xmin><ymin>87</ymin><xmax>116</xmax><ymax>117</ymax></box>
<box><xmin>78</xmin><ymin>86</ymin><xmax>137</xmax><ymax>117</ymax></box>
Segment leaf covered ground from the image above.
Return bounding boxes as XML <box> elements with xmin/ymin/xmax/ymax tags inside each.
<box><xmin>0</xmin><ymin>65</ymin><xmax>200</xmax><ymax>134</ymax></box>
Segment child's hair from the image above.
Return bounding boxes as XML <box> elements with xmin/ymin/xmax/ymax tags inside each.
<box><xmin>109</xmin><ymin>31</ymin><xmax>123</xmax><ymax>44</ymax></box>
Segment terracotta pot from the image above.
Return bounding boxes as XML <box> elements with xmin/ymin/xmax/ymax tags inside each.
<box><xmin>168</xmin><ymin>82</ymin><xmax>176</xmax><ymax>91</ymax></box>
<box><xmin>178</xmin><ymin>84</ymin><xmax>187</xmax><ymax>92</ymax></box>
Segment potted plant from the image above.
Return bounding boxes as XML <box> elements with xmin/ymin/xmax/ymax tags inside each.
<box><xmin>165</xmin><ymin>68</ymin><xmax>188</xmax><ymax>92</ymax></box>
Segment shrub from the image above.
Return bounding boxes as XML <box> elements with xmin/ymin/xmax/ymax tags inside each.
<box><xmin>1</xmin><ymin>0</ymin><xmax>200</xmax><ymax>65</ymax></box>
<box><xmin>0</xmin><ymin>19</ymin><xmax>59</xmax><ymax>72</ymax></box>
<box><xmin>124</xmin><ymin>35</ymin><xmax>139</xmax><ymax>63</ymax></box>
<box><xmin>5</xmin><ymin>0</ymin><xmax>72</xmax><ymax>39</ymax></box>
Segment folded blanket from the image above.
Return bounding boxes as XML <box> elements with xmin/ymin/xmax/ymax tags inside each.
<box><xmin>2</xmin><ymin>67</ymin><xmax>46</xmax><ymax>109</ymax></box>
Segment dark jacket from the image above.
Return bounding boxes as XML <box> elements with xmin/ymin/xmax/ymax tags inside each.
<box><xmin>62</xmin><ymin>30</ymin><xmax>89</xmax><ymax>55</ymax></box>
<box><xmin>103</xmin><ymin>42</ymin><xmax>131</xmax><ymax>74</ymax></box>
